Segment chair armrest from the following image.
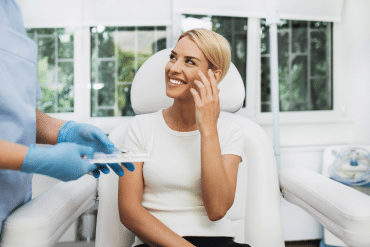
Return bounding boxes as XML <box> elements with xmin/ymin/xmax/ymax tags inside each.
<box><xmin>95</xmin><ymin>169</ymin><xmax>135</xmax><ymax>247</ymax></box>
<box><xmin>279</xmin><ymin>167</ymin><xmax>370</xmax><ymax>247</ymax></box>
<box><xmin>1</xmin><ymin>175</ymin><xmax>97</xmax><ymax>247</ymax></box>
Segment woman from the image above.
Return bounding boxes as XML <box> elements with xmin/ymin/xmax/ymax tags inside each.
<box><xmin>118</xmin><ymin>29</ymin><xmax>249</xmax><ymax>247</ymax></box>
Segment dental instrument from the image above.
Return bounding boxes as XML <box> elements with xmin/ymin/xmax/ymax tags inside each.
<box><xmin>88</xmin><ymin>151</ymin><xmax>150</xmax><ymax>164</ymax></box>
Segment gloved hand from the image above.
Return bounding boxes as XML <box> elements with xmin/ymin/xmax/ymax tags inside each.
<box><xmin>21</xmin><ymin>143</ymin><xmax>97</xmax><ymax>181</ymax></box>
<box><xmin>90</xmin><ymin>148</ymin><xmax>135</xmax><ymax>178</ymax></box>
<box><xmin>58</xmin><ymin>121</ymin><xmax>116</xmax><ymax>154</ymax></box>
<box><xmin>58</xmin><ymin>121</ymin><xmax>134</xmax><ymax>178</ymax></box>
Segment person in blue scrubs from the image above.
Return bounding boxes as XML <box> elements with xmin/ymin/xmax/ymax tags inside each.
<box><xmin>0</xmin><ymin>0</ymin><xmax>134</xmax><ymax>234</ymax></box>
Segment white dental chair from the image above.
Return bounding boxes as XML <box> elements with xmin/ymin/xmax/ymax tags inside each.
<box><xmin>95</xmin><ymin>48</ymin><xmax>285</xmax><ymax>247</ymax></box>
<box><xmin>280</xmin><ymin>153</ymin><xmax>370</xmax><ymax>246</ymax></box>
<box><xmin>97</xmin><ymin>48</ymin><xmax>370</xmax><ymax>247</ymax></box>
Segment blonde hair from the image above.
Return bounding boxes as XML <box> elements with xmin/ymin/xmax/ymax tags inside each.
<box><xmin>178</xmin><ymin>29</ymin><xmax>231</xmax><ymax>83</ymax></box>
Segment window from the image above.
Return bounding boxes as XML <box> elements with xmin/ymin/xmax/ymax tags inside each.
<box><xmin>182</xmin><ymin>15</ymin><xmax>248</xmax><ymax>106</ymax></box>
<box><xmin>26</xmin><ymin>28</ymin><xmax>74</xmax><ymax>113</ymax></box>
<box><xmin>90</xmin><ymin>26</ymin><xmax>167</xmax><ymax>117</ymax></box>
<box><xmin>260</xmin><ymin>20</ymin><xmax>333</xmax><ymax>112</ymax></box>
<box><xmin>25</xmin><ymin>17</ymin><xmax>335</xmax><ymax>126</ymax></box>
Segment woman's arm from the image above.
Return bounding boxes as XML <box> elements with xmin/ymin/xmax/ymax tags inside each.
<box><xmin>200</xmin><ymin>132</ymin><xmax>240</xmax><ymax>221</ymax></box>
<box><xmin>36</xmin><ymin>109</ymin><xmax>65</xmax><ymax>144</ymax></box>
<box><xmin>191</xmin><ymin>69</ymin><xmax>240</xmax><ymax>221</ymax></box>
<box><xmin>118</xmin><ymin>162</ymin><xmax>195</xmax><ymax>247</ymax></box>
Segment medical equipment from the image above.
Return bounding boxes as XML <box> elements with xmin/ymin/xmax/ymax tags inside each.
<box><xmin>329</xmin><ymin>147</ymin><xmax>370</xmax><ymax>186</ymax></box>
<box><xmin>88</xmin><ymin>151</ymin><xmax>150</xmax><ymax>164</ymax></box>
<box><xmin>281</xmin><ymin>166</ymin><xmax>370</xmax><ymax>247</ymax></box>
<box><xmin>317</xmin><ymin>145</ymin><xmax>370</xmax><ymax>247</ymax></box>
<box><xmin>58</xmin><ymin>120</ymin><xmax>129</xmax><ymax>178</ymax></box>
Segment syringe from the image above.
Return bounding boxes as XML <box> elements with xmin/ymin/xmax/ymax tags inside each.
<box><xmin>88</xmin><ymin>151</ymin><xmax>149</xmax><ymax>164</ymax></box>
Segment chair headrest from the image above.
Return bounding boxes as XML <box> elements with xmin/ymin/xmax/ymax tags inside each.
<box><xmin>131</xmin><ymin>48</ymin><xmax>245</xmax><ymax>115</ymax></box>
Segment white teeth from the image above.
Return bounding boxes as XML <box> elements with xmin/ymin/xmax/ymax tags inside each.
<box><xmin>170</xmin><ymin>79</ymin><xmax>183</xmax><ymax>85</ymax></box>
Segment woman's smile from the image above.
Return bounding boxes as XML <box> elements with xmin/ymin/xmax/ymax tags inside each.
<box><xmin>169</xmin><ymin>78</ymin><xmax>186</xmax><ymax>86</ymax></box>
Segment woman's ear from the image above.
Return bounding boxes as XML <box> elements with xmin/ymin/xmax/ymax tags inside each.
<box><xmin>213</xmin><ymin>69</ymin><xmax>222</xmax><ymax>83</ymax></box>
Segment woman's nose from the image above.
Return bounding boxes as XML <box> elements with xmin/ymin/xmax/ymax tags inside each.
<box><xmin>169</xmin><ymin>60</ymin><xmax>182</xmax><ymax>74</ymax></box>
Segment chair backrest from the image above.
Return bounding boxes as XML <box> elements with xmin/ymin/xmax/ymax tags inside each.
<box><xmin>130</xmin><ymin>48</ymin><xmax>245</xmax><ymax>114</ymax></box>
<box><xmin>95</xmin><ymin>48</ymin><xmax>284</xmax><ymax>247</ymax></box>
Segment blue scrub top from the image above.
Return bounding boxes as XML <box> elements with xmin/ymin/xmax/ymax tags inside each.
<box><xmin>0</xmin><ymin>0</ymin><xmax>42</xmax><ymax>233</ymax></box>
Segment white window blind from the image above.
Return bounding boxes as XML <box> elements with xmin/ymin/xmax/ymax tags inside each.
<box><xmin>17</xmin><ymin>0</ymin><xmax>83</xmax><ymax>27</ymax></box>
<box><xmin>17</xmin><ymin>0</ymin><xmax>172</xmax><ymax>27</ymax></box>
<box><xmin>18</xmin><ymin>0</ymin><xmax>343</xmax><ymax>27</ymax></box>
<box><xmin>82</xmin><ymin>0</ymin><xmax>172</xmax><ymax>26</ymax></box>
<box><xmin>173</xmin><ymin>0</ymin><xmax>344</xmax><ymax>22</ymax></box>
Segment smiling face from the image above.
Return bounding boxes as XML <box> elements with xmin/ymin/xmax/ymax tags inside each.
<box><xmin>165</xmin><ymin>36</ymin><xmax>211</xmax><ymax>100</ymax></box>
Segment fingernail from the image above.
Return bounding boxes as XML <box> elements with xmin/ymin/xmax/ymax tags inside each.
<box><xmin>127</xmin><ymin>163</ymin><xmax>135</xmax><ymax>171</ymax></box>
<box><xmin>93</xmin><ymin>170</ymin><xmax>100</xmax><ymax>178</ymax></box>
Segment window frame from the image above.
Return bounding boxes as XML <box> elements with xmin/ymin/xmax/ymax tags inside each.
<box><xmin>90</xmin><ymin>25</ymin><xmax>167</xmax><ymax>118</ymax></box>
<box><xmin>239</xmin><ymin>18</ymin><xmax>353</xmax><ymax>147</ymax></box>
<box><xmin>26</xmin><ymin>27</ymin><xmax>76</xmax><ymax>114</ymax></box>
<box><xmin>239</xmin><ymin>18</ymin><xmax>348</xmax><ymax>121</ymax></box>
<box><xmin>28</xmin><ymin>24</ymin><xmax>172</xmax><ymax>134</ymax></box>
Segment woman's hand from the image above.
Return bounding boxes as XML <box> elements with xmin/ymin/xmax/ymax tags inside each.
<box><xmin>190</xmin><ymin>69</ymin><xmax>220</xmax><ymax>135</ymax></box>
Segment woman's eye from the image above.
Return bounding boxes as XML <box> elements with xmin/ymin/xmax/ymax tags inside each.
<box><xmin>186</xmin><ymin>59</ymin><xmax>195</xmax><ymax>65</ymax></box>
<box><xmin>169</xmin><ymin>54</ymin><xmax>175</xmax><ymax>60</ymax></box>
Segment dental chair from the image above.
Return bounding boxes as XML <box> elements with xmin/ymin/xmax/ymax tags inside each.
<box><xmin>95</xmin><ymin>48</ymin><xmax>285</xmax><ymax>247</ymax></box>
<box><xmin>96</xmin><ymin>48</ymin><xmax>370</xmax><ymax>247</ymax></box>
<box><xmin>320</xmin><ymin>145</ymin><xmax>370</xmax><ymax>247</ymax></box>
<box><xmin>280</xmin><ymin>161</ymin><xmax>370</xmax><ymax>246</ymax></box>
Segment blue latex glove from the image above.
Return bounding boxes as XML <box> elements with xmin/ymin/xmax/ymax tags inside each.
<box><xmin>58</xmin><ymin>121</ymin><xmax>116</xmax><ymax>154</ymax></box>
<box><xmin>58</xmin><ymin>121</ymin><xmax>134</xmax><ymax>178</ymax></box>
<box><xmin>21</xmin><ymin>143</ymin><xmax>97</xmax><ymax>181</ymax></box>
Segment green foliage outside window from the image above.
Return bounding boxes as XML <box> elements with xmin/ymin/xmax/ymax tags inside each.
<box><xmin>26</xmin><ymin>28</ymin><xmax>74</xmax><ymax>113</ymax></box>
<box><xmin>261</xmin><ymin>20</ymin><xmax>333</xmax><ymax>112</ymax></box>
<box><xmin>90</xmin><ymin>26</ymin><xmax>167</xmax><ymax>117</ymax></box>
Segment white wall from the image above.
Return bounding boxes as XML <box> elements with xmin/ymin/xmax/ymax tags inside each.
<box><xmin>342</xmin><ymin>0</ymin><xmax>370</xmax><ymax>144</ymax></box>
